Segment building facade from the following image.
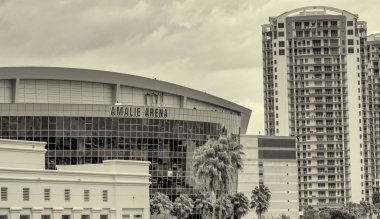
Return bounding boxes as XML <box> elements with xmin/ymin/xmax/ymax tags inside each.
<box><xmin>0</xmin><ymin>66</ymin><xmax>251</xmax><ymax>200</ymax></box>
<box><xmin>262</xmin><ymin>6</ymin><xmax>369</xmax><ymax>208</ymax></box>
<box><xmin>238</xmin><ymin>135</ymin><xmax>298</xmax><ymax>219</ymax></box>
<box><xmin>0</xmin><ymin>138</ymin><xmax>150</xmax><ymax>219</ymax></box>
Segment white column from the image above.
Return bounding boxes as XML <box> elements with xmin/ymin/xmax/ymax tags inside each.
<box><xmin>32</xmin><ymin>207</ymin><xmax>43</xmax><ymax>219</ymax></box>
<box><xmin>72</xmin><ymin>208</ymin><xmax>83</xmax><ymax>219</ymax></box>
<box><xmin>52</xmin><ymin>208</ymin><xmax>63</xmax><ymax>219</ymax></box>
<box><xmin>91</xmin><ymin>208</ymin><xmax>101</xmax><ymax>219</ymax></box>
<box><xmin>9</xmin><ymin>207</ymin><xmax>21</xmax><ymax>219</ymax></box>
<box><xmin>110</xmin><ymin>208</ymin><xmax>117</xmax><ymax>219</ymax></box>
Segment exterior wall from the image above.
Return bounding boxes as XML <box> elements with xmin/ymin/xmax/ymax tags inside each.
<box><xmin>0</xmin><ymin>80</ymin><xmax>12</xmax><ymax>104</ymax></box>
<box><xmin>0</xmin><ymin>139</ymin><xmax>150</xmax><ymax>219</ymax></box>
<box><xmin>238</xmin><ymin>135</ymin><xmax>298</xmax><ymax>219</ymax></box>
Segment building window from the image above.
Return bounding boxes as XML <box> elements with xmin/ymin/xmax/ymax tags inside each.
<box><xmin>81</xmin><ymin>216</ymin><xmax>89</xmax><ymax>219</ymax></box>
<box><xmin>279</xmin><ymin>49</ymin><xmax>285</xmax><ymax>55</ymax></box>
<box><xmin>84</xmin><ymin>189</ymin><xmax>90</xmax><ymax>202</ymax></box>
<box><xmin>62</xmin><ymin>216</ymin><xmax>70</xmax><ymax>219</ymax></box>
<box><xmin>41</xmin><ymin>216</ymin><xmax>51</xmax><ymax>219</ymax></box>
<box><xmin>100</xmin><ymin>216</ymin><xmax>108</xmax><ymax>219</ymax></box>
<box><xmin>102</xmin><ymin>190</ymin><xmax>108</xmax><ymax>202</ymax></box>
<box><xmin>278</xmin><ymin>31</ymin><xmax>284</xmax><ymax>37</ymax></box>
<box><xmin>64</xmin><ymin>189</ymin><xmax>70</xmax><ymax>201</ymax></box>
<box><xmin>122</xmin><ymin>216</ymin><xmax>130</xmax><ymax>219</ymax></box>
<box><xmin>20</xmin><ymin>216</ymin><xmax>30</xmax><ymax>219</ymax></box>
<box><xmin>44</xmin><ymin>188</ymin><xmax>50</xmax><ymax>201</ymax></box>
<box><xmin>348</xmin><ymin>39</ymin><xmax>354</xmax><ymax>45</ymax></box>
<box><xmin>348</xmin><ymin>47</ymin><xmax>354</xmax><ymax>53</ymax></box>
<box><xmin>1</xmin><ymin>187</ymin><xmax>7</xmax><ymax>201</ymax></box>
<box><xmin>134</xmin><ymin>216</ymin><xmax>142</xmax><ymax>219</ymax></box>
<box><xmin>0</xmin><ymin>216</ymin><xmax>7</xmax><ymax>219</ymax></box>
<box><xmin>279</xmin><ymin>41</ymin><xmax>285</xmax><ymax>47</ymax></box>
<box><xmin>278</xmin><ymin>23</ymin><xmax>284</xmax><ymax>28</ymax></box>
<box><xmin>23</xmin><ymin>188</ymin><xmax>30</xmax><ymax>201</ymax></box>
<box><xmin>347</xmin><ymin>21</ymin><xmax>353</xmax><ymax>26</ymax></box>
<box><xmin>347</xmin><ymin>30</ymin><xmax>354</xmax><ymax>35</ymax></box>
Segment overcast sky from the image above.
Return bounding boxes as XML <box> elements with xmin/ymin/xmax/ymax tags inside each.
<box><xmin>0</xmin><ymin>0</ymin><xmax>379</xmax><ymax>134</ymax></box>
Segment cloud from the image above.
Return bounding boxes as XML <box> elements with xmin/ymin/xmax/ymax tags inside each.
<box><xmin>0</xmin><ymin>0</ymin><xmax>379</xmax><ymax>134</ymax></box>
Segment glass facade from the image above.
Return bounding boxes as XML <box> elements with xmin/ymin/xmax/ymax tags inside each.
<box><xmin>0</xmin><ymin>103</ymin><xmax>241</xmax><ymax>200</ymax></box>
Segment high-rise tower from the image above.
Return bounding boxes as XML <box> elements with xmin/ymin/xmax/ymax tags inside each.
<box><xmin>262</xmin><ymin>6</ymin><xmax>368</xmax><ymax>208</ymax></box>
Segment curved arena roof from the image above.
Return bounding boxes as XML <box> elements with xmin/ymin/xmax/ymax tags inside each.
<box><xmin>0</xmin><ymin>66</ymin><xmax>251</xmax><ymax>133</ymax></box>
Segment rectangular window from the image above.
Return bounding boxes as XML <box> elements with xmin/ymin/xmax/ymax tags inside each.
<box><xmin>84</xmin><ymin>189</ymin><xmax>90</xmax><ymax>202</ymax></box>
<box><xmin>102</xmin><ymin>190</ymin><xmax>108</xmax><ymax>202</ymax></box>
<box><xmin>44</xmin><ymin>188</ymin><xmax>50</xmax><ymax>201</ymax></box>
<box><xmin>20</xmin><ymin>216</ymin><xmax>30</xmax><ymax>219</ymax></box>
<box><xmin>278</xmin><ymin>31</ymin><xmax>284</xmax><ymax>37</ymax></box>
<box><xmin>23</xmin><ymin>188</ymin><xmax>30</xmax><ymax>201</ymax></box>
<box><xmin>64</xmin><ymin>189</ymin><xmax>70</xmax><ymax>201</ymax></box>
<box><xmin>347</xmin><ymin>21</ymin><xmax>353</xmax><ymax>26</ymax></box>
<box><xmin>122</xmin><ymin>216</ymin><xmax>130</xmax><ymax>219</ymax></box>
<box><xmin>279</xmin><ymin>49</ymin><xmax>285</xmax><ymax>55</ymax></box>
<box><xmin>348</xmin><ymin>47</ymin><xmax>355</xmax><ymax>53</ymax></box>
<box><xmin>100</xmin><ymin>216</ymin><xmax>108</xmax><ymax>219</ymax></box>
<box><xmin>347</xmin><ymin>30</ymin><xmax>354</xmax><ymax>35</ymax></box>
<box><xmin>81</xmin><ymin>216</ymin><xmax>89</xmax><ymax>219</ymax></box>
<box><xmin>41</xmin><ymin>216</ymin><xmax>51</xmax><ymax>219</ymax></box>
<box><xmin>348</xmin><ymin>39</ymin><xmax>354</xmax><ymax>45</ymax></box>
<box><xmin>1</xmin><ymin>187</ymin><xmax>7</xmax><ymax>201</ymax></box>
<box><xmin>62</xmin><ymin>216</ymin><xmax>70</xmax><ymax>219</ymax></box>
<box><xmin>278</xmin><ymin>23</ymin><xmax>284</xmax><ymax>28</ymax></box>
<box><xmin>279</xmin><ymin>41</ymin><xmax>285</xmax><ymax>47</ymax></box>
<box><xmin>134</xmin><ymin>215</ymin><xmax>142</xmax><ymax>219</ymax></box>
<box><xmin>0</xmin><ymin>216</ymin><xmax>7</xmax><ymax>219</ymax></box>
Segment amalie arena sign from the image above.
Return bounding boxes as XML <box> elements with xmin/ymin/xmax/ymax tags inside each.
<box><xmin>110</xmin><ymin>106</ymin><xmax>168</xmax><ymax>118</ymax></box>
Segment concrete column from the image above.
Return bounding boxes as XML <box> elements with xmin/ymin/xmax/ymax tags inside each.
<box><xmin>10</xmin><ymin>207</ymin><xmax>22</xmax><ymax>219</ymax></box>
<box><xmin>12</xmin><ymin>78</ymin><xmax>19</xmax><ymax>103</ymax></box>
<box><xmin>32</xmin><ymin>207</ymin><xmax>43</xmax><ymax>219</ymax></box>
<box><xmin>72</xmin><ymin>208</ymin><xmax>83</xmax><ymax>219</ymax></box>
<box><xmin>52</xmin><ymin>208</ymin><xmax>63</xmax><ymax>219</ymax></box>
<box><xmin>110</xmin><ymin>208</ymin><xmax>117</xmax><ymax>219</ymax></box>
<box><xmin>112</xmin><ymin>84</ymin><xmax>120</xmax><ymax>104</ymax></box>
<box><xmin>91</xmin><ymin>208</ymin><xmax>101</xmax><ymax>219</ymax></box>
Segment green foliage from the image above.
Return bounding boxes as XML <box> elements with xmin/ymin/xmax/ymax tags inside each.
<box><xmin>194</xmin><ymin>191</ymin><xmax>213</xmax><ymax>218</ymax></box>
<box><xmin>192</xmin><ymin>135</ymin><xmax>244</xmax><ymax>219</ymax></box>
<box><xmin>150</xmin><ymin>192</ymin><xmax>173</xmax><ymax>216</ymax></box>
<box><xmin>302</xmin><ymin>206</ymin><xmax>319</xmax><ymax>219</ymax></box>
<box><xmin>230</xmin><ymin>192</ymin><xmax>250</xmax><ymax>219</ymax></box>
<box><xmin>215</xmin><ymin>195</ymin><xmax>234</xmax><ymax>219</ymax></box>
<box><xmin>171</xmin><ymin>194</ymin><xmax>194</xmax><ymax>219</ymax></box>
<box><xmin>250</xmin><ymin>184</ymin><xmax>272</xmax><ymax>219</ymax></box>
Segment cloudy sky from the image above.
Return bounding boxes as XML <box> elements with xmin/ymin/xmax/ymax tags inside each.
<box><xmin>0</xmin><ymin>0</ymin><xmax>379</xmax><ymax>134</ymax></box>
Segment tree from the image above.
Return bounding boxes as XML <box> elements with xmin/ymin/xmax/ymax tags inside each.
<box><xmin>373</xmin><ymin>192</ymin><xmax>380</xmax><ymax>205</ymax></box>
<box><xmin>345</xmin><ymin>202</ymin><xmax>366</xmax><ymax>218</ymax></box>
<box><xmin>150</xmin><ymin>192</ymin><xmax>173</xmax><ymax>218</ymax></box>
<box><xmin>302</xmin><ymin>206</ymin><xmax>319</xmax><ymax>219</ymax></box>
<box><xmin>171</xmin><ymin>194</ymin><xmax>194</xmax><ymax>219</ymax></box>
<box><xmin>194</xmin><ymin>191</ymin><xmax>213</xmax><ymax>219</ymax></box>
<box><xmin>215</xmin><ymin>195</ymin><xmax>234</xmax><ymax>219</ymax></box>
<box><xmin>360</xmin><ymin>200</ymin><xmax>374</xmax><ymax>219</ymax></box>
<box><xmin>230</xmin><ymin>192</ymin><xmax>249</xmax><ymax>219</ymax></box>
<box><xmin>250</xmin><ymin>184</ymin><xmax>272</xmax><ymax>219</ymax></box>
<box><xmin>192</xmin><ymin>136</ymin><xmax>244</xmax><ymax>219</ymax></box>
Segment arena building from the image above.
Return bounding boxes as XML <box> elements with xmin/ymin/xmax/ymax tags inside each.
<box><xmin>0</xmin><ymin>66</ymin><xmax>251</xmax><ymax>199</ymax></box>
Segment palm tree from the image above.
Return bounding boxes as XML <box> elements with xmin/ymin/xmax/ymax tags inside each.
<box><xmin>150</xmin><ymin>192</ymin><xmax>173</xmax><ymax>218</ymax></box>
<box><xmin>250</xmin><ymin>184</ymin><xmax>271</xmax><ymax>219</ymax></box>
<box><xmin>192</xmin><ymin>135</ymin><xmax>244</xmax><ymax>219</ymax></box>
<box><xmin>194</xmin><ymin>191</ymin><xmax>213</xmax><ymax>219</ymax></box>
<box><xmin>230</xmin><ymin>192</ymin><xmax>249</xmax><ymax>219</ymax></box>
<box><xmin>171</xmin><ymin>194</ymin><xmax>194</xmax><ymax>219</ymax></box>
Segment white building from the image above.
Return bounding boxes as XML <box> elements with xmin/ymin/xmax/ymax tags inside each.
<box><xmin>263</xmin><ymin>6</ymin><xmax>369</xmax><ymax>208</ymax></box>
<box><xmin>238</xmin><ymin>135</ymin><xmax>299</xmax><ymax>219</ymax></box>
<box><xmin>0</xmin><ymin>139</ymin><xmax>150</xmax><ymax>219</ymax></box>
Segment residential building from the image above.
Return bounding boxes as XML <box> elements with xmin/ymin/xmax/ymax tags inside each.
<box><xmin>262</xmin><ymin>6</ymin><xmax>368</xmax><ymax>208</ymax></box>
